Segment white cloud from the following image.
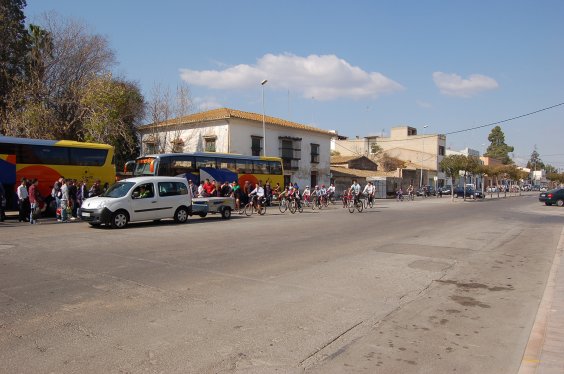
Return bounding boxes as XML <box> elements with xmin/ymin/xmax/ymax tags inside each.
<box><xmin>433</xmin><ymin>72</ymin><xmax>499</xmax><ymax>97</ymax></box>
<box><xmin>180</xmin><ymin>53</ymin><xmax>404</xmax><ymax>101</ymax></box>
<box><xmin>193</xmin><ymin>96</ymin><xmax>222</xmax><ymax>111</ymax></box>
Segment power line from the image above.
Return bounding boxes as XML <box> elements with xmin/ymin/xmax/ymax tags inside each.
<box><xmin>444</xmin><ymin>102</ymin><xmax>564</xmax><ymax>136</ymax></box>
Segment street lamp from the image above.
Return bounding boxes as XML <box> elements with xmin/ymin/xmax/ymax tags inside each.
<box><xmin>261</xmin><ymin>79</ymin><xmax>268</xmax><ymax>156</ymax></box>
<box><xmin>420</xmin><ymin>125</ymin><xmax>429</xmax><ymax>188</ymax></box>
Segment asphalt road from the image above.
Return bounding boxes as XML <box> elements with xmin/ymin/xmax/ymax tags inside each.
<box><xmin>1</xmin><ymin>194</ymin><xmax>563</xmax><ymax>373</ymax></box>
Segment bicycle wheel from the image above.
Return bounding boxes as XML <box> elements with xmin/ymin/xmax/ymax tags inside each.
<box><xmin>244</xmin><ymin>203</ymin><xmax>253</xmax><ymax>216</ymax></box>
<box><xmin>368</xmin><ymin>198</ymin><xmax>374</xmax><ymax>208</ymax></box>
<box><xmin>258</xmin><ymin>204</ymin><xmax>266</xmax><ymax>215</ymax></box>
<box><xmin>348</xmin><ymin>199</ymin><xmax>355</xmax><ymax>213</ymax></box>
<box><xmin>289</xmin><ymin>200</ymin><xmax>297</xmax><ymax>214</ymax></box>
<box><xmin>323</xmin><ymin>198</ymin><xmax>329</xmax><ymax>207</ymax></box>
<box><xmin>298</xmin><ymin>203</ymin><xmax>303</xmax><ymax>213</ymax></box>
<box><xmin>278</xmin><ymin>198</ymin><xmax>287</xmax><ymax>213</ymax></box>
<box><xmin>357</xmin><ymin>200</ymin><xmax>364</xmax><ymax>212</ymax></box>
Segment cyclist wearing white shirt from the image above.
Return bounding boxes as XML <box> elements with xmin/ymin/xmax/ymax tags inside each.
<box><xmin>249</xmin><ymin>183</ymin><xmax>265</xmax><ymax>210</ymax></box>
<box><xmin>350</xmin><ymin>180</ymin><xmax>361</xmax><ymax>205</ymax></box>
<box><xmin>363</xmin><ymin>182</ymin><xmax>375</xmax><ymax>204</ymax></box>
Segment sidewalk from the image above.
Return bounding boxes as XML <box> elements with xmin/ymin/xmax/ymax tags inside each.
<box><xmin>519</xmin><ymin>226</ymin><xmax>564</xmax><ymax>374</ymax></box>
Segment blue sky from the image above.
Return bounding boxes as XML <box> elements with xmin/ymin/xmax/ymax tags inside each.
<box><xmin>25</xmin><ymin>1</ymin><xmax>564</xmax><ymax>168</ymax></box>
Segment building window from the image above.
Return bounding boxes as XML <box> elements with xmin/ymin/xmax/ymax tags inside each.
<box><xmin>251</xmin><ymin>136</ymin><xmax>262</xmax><ymax>156</ymax></box>
<box><xmin>310</xmin><ymin>143</ymin><xmax>320</xmax><ymax>163</ymax></box>
<box><xmin>204</xmin><ymin>136</ymin><xmax>216</xmax><ymax>152</ymax></box>
<box><xmin>171</xmin><ymin>139</ymin><xmax>184</xmax><ymax>153</ymax></box>
<box><xmin>438</xmin><ymin>145</ymin><xmax>445</xmax><ymax>156</ymax></box>
<box><xmin>279</xmin><ymin>137</ymin><xmax>301</xmax><ymax>170</ymax></box>
<box><xmin>144</xmin><ymin>142</ymin><xmax>156</xmax><ymax>155</ymax></box>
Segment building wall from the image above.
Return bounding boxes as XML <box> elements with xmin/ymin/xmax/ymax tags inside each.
<box><xmin>139</xmin><ymin>117</ymin><xmax>332</xmax><ymax>189</ymax></box>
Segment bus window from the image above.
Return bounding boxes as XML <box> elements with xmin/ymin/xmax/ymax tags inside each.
<box><xmin>195</xmin><ymin>157</ymin><xmax>216</xmax><ymax>169</ymax></box>
<box><xmin>236</xmin><ymin>160</ymin><xmax>253</xmax><ymax>174</ymax></box>
<box><xmin>253</xmin><ymin>160</ymin><xmax>269</xmax><ymax>174</ymax></box>
<box><xmin>69</xmin><ymin>148</ymin><xmax>108</xmax><ymax>166</ymax></box>
<box><xmin>269</xmin><ymin>161</ymin><xmax>283</xmax><ymax>175</ymax></box>
<box><xmin>134</xmin><ymin>158</ymin><xmax>155</xmax><ymax>175</ymax></box>
<box><xmin>170</xmin><ymin>156</ymin><xmax>196</xmax><ymax>174</ymax></box>
<box><xmin>19</xmin><ymin>144</ymin><xmax>69</xmax><ymax>165</ymax></box>
<box><xmin>218</xmin><ymin>158</ymin><xmax>237</xmax><ymax>172</ymax></box>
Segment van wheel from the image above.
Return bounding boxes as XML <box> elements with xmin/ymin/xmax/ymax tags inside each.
<box><xmin>221</xmin><ymin>207</ymin><xmax>231</xmax><ymax>219</ymax></box>
<box><xmin>175</xmin><ymin>207</ymin><xmax>189</xmax><ymax>223</ymax></box>
<box><xmin>110</xmin><ymin>210</ymin><xmax>129</xmax><ymax>229</ymax></box>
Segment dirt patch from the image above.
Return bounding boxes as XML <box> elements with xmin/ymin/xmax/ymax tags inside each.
<box><xmin>451</xmin><ymin>295</ymin><xmax>490</xmax><ymax>308</ymax></box>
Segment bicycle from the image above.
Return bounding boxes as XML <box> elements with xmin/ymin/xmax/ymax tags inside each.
<box><xmin>288</xmin><ymin>196</ymin><xmax>303</xmax><ymax>214</ymax></box>
<box><xmin>348</xmin><ymin>194</ymin><xmax>364</xmax><ymax>213</ymax></box>
<box><xmin>396</xmin><ymin>192</ymin><xmax>404</xmax><ymax>202</ymax></box>
<box><xmin>244</xmin><ymin>195</ymin><xmax>266</xmax><ymax>216</ymax></box>
<box><xmin>278</xmin><ymin>196</ymin><xmax>288</xmax><ymax>213</ymax></box>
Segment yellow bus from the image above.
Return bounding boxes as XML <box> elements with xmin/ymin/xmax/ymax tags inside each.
<box><xmin>133</xmin><ymin>152</ymin><xmax>284</xmax><ymax>188</ymax></box>
<box><xmin>0</xmin><ymin>136</ymin><xmax>115</xmax><ymax>211</ymax></box>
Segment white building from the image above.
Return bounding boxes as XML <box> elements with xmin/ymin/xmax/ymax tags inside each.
<box><xmin>137</xmin><ymin>108</ymin><xmax>334</xmax><ymax>188</ymax></box>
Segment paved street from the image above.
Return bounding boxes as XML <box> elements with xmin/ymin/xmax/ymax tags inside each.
<box><xmin>1</xmin><ymin>195</ymin><xmax>563</xmax><ymax>373</ymax></box>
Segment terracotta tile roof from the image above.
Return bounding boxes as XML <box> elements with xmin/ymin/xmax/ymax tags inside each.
<box><xmin>330</xmin><ymin>155</ymin><xmax>365</xmax><ymax>164</ymax></box>
<box><xmin>140</xmin><ymin>107</ymin><xmax>335</xmax><ymax>136</ymax></box>
<box><xmin>331</xmin><ymin>166</ymin><xmax>398</xmax><ymax>178</ymax></box>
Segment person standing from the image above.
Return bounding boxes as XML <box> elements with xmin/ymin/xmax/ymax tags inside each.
<box><xmin>28</xmin><ymin>179</ymin><xmax>40</xmax><ymax>224</ymax></box>
<box><xmin>68</xmin><ymin>179</ymin><xmax>78</xmax><ymax>220</ymax></box>
<box><xmin>17</xmin><ymin>178</ymin><xmax>30</xmax><ymax>222</ymax></box>
<box><xmin>60</xmin><ymin>179</ymin><xmax>69</xmax><ymax>222</ymax></box>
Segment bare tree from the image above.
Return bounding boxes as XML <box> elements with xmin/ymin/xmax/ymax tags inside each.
<box><xmin>145</xmin><ymin>82</ymin><xmax>196</xmax><ymax>154</ymax></box>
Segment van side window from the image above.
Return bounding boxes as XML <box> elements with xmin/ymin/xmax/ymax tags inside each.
<box><xmin>133</xmin><ymin>183</ymin><xmax>154</xmax><ymax>199</ymax></box>
<box><xmin>158</xmin><ymin>182</ymin><xmax>188</xmax><ymax>197</ymax></box>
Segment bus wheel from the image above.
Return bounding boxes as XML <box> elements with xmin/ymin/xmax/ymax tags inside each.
<box><xmin>110</xmin><ymin>210</ymin><xmax>129</xmax><ymax>229</ymax></box>
<box><xmin>174</xmin><ymin>207</ymin><xmax>189</xmax><ymax>223</ymax></box>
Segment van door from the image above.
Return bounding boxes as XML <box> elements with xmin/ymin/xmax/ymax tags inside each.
<box><xmin>130</xmin><ymin>182</ymin><xmax>159</xmax><ymax>221</ymax></box>
<box><xmin>156</xmin><ymin>181</ymin><xmax>189</xmax><ymax>219</ymax></box>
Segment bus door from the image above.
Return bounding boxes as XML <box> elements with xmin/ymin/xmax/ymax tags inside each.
<box><xmin>0</xmin><ymin>153</ymin><xmax>17</xmax><ymax>209</ymax></box>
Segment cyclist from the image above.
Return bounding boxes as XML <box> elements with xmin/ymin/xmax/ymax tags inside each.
<box><xmin>396</xmin><ymin>186</ymin><xmax>404</xmax><ymax>201</ymax></box>
<box><xmin>363</xmin><ymin>181</ymin><xmax>375</xmax><ymax>205</ymax></box>
<box><xmin>319</xmin><ymin>184</ymin><xmax>327</xmax><ymax>205</ymax></box>
<box><xmin>327</xmin><ymin>183</ymin><xmax>336</xmax><ymax>201</ymax></box>
<box><xmin>350</xmin><ymin>180</ymin><xmax>361</xmax><ymax>205</ymax></box>
<box><xmin>407</xmin><ymin>184</ymin><xmax>414</xmax><ymax>200</ymax></box>
<box><xmin>303</xmin><ymin>185</ymin><xmax>311</xmax><ymax>203</ymax></box>
<box><xmin>312</xmin><ymin>185</ymin><xmax>321</xmax><ymax>206</ymax></box>
<box><xmin>249</xmin><ymin>183</ymin><xmax>265</xmax><ymax>211</ymax></box>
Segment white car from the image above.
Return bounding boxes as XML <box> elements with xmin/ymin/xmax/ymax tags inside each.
<box><xmin>80</xmin><ymin>177</ymin><xmax>192</xmax><ymax>228</ymax></box>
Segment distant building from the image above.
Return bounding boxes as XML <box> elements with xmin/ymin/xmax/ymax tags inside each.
<box><xmin>137</xmin><ymin>108</ymin><xmax>334</xmax><ymax>188</ymax></box>
<box><xmin>332</xmin><ymin>126</ymin><xmax>447</xmax><ymax>187</ymax></box>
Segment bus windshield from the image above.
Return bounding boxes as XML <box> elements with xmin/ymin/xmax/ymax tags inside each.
<box><xmin>134</xmin><ymin>157</ymin><xmax>156</xmax><ymax>176</ymax></box>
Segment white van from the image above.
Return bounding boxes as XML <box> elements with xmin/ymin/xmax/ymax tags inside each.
<box><xmin>80</xmin><ymin>177</ymin><xmax>192</xmax><ymax>228</ymax></box>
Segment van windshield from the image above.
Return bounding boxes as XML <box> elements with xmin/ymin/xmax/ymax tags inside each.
<box><xmin>101</xmin><ymin>182</ymin><xmax>135</xmax><ymax>198</ymax></box>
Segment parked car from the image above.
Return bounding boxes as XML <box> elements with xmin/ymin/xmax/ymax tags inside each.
<box><xmin>539</xmin><ymin>188</ymin><xmax>564</xmax><ymax>206</ymax></box>
<box><xmin>440</xmin><ymin>186</ymin><xmax>452</xmax><ymax>195</ymax></box>
<box><xmin>416</xmin><ymin>186</ymin><xmax>436</xmax><ymax>197</ymax></box>
<box><xmin>80</xmin><ymin>176</ymin><xmax>192</xmax><ymax>228</ymax></box>
<box><xmin>486</xmin><ymin>186</ymin><xmax>498</xmax><ymax>193</ymax></box>
<box><xmin>453</xmin><ymin>186</ymin><xmax>484</xmax><ymax>199</ymax></box>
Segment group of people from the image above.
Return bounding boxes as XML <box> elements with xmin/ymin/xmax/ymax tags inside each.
<box><xmin>187</xmin><ymin>178</ymin><xmax>266</xmax><ymax>211</ymax></box>
<box><xmin>13</xmin><ymin>177</ymin><xmax>107</xmax><ymax>224</ymax></box>
<box><xmin>342</xmin><ymin>180</ymin><xmax>376</xmax><ymax>206</ymax></box>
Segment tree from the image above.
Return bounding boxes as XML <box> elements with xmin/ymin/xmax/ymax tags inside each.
<box><xmin>0</xmin><ymin>0</ymin><xmax>30</xmax><ymax>129</ymax></box>
<box><xmin>484</xmin><ymin>126</ymin><xmax>514</xmax><ymax>164</ymax></box>
<box><xmin>526</xmin><ymin>146</ymin><xmax>544</xmax><ymax>171</ymax></box>
<box><xmin>3</xmin><ymin>13</ymin><xmax>117</xmax><ymax>140</ymax></box>
<box><xmin>380</xmin><ymin>153</ymin><xmax>405</xmax><ymax>172</ymax></box>
<box><xmin>439</xmin><ymin>154</ymin><xmax>467</xmax><ymax>201</ymax></box>
<box><xmin>545</xmin><ymin>164</ymin><xmax>558</xmax><ymax>174</ymax></box>
<box><xmin>145</xmin><ymin>83</ymin><xmax>195</xmax><ymax>154</ymax></box>
<box><xmin>80</xmin><ymin>75</ymin><xmax>145</xmax><ymax>169</ymax></box>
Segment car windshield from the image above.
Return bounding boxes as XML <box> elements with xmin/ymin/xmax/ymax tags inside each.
<box><xmin>101</xmin><ymin>182</ymin><xmax>135</xmax><ymax>198</ymax></box>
